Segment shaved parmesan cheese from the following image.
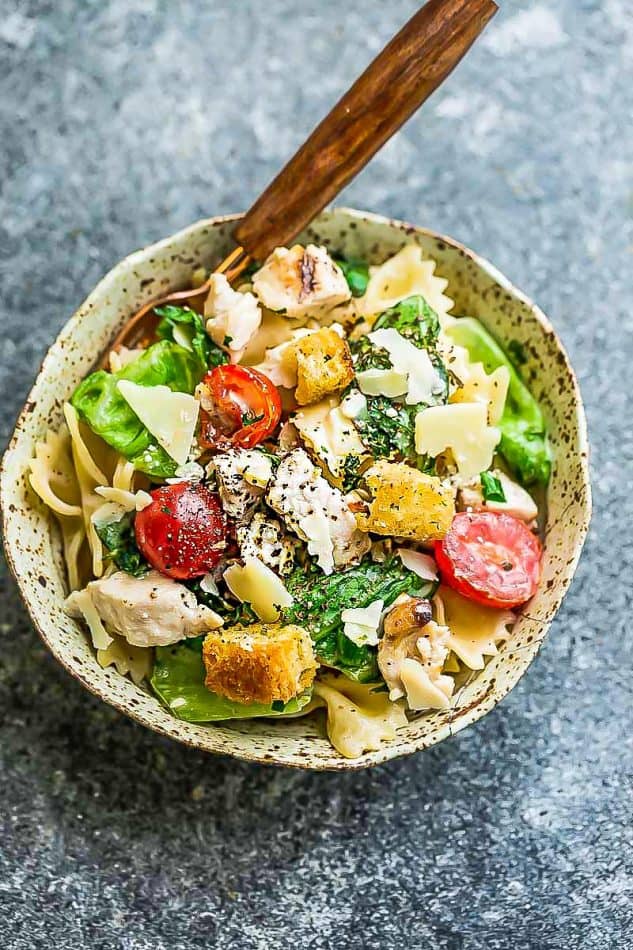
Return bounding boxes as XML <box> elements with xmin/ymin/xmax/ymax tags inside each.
<box><xmin>240</xmin><ymin>452</ymin><xmax>274</xmax><ymax>488</ymax></box>
<box><xmin>91</xmin><ymin>500</ymin><xmax>127</xmax><ymax>530</ymax></box>
<box><xmin>199</xmin><ymin>574</ymin><xmax>220</xmax><ymax>596</ymax></box>
<box><xmin>341</xmin><ymin>598</ymin><xmax>384</xmax><ymax>647</ymax></box>
<box><xmin>356</xmin><ymin>367</ymin><xmax>409</xmax><ymax>398</ymax></box>
<box><xmin>166</xmin><ymin>461</ymin><xmax>205</xmax><ymax>484</ymax></box>
<box><xmin>415</xmin><ymin>402</ymin><xmax>500</xmax><ymax>480</ymax></box>
<box><xmin>400</xmin><ymin>657</ymin><xmax>453</xmax><ymax>710</ymax></box>
<box><xmin>117</xmin><ymin>380</ymin><xmax>199</xmax><ymax>467</ymax></box>
<box><xmin>65</xmin><ymin>588</ymin><xmax>113</xmax><ymax>650</ymax></box>
<box><xmin>223</xmin><ymin>556</ymin><xmax>293</xmax><ymax>623</ymax></box>
<box><xmin>397</xmin><ymin>548</ymin><xmax>439</xmax><ymax>582</ymax></box>
<box><xmin>301</xmin><ymin>510</ymin><xmax>335</xmax><ymax>575</ymax></box>
<box><xmin>340</xmin><ymin>388</ymin><xmax>367</xmax><ymax>419</ymax></box>
<box><xmin>293</xmin><ymin>397</ymin><xmax>367</xmax><ymax>484</ymax></box>
<box><xmin>437</xmin><ymin>586</ymin><xmax>514</xmax><ymax>669</ymax></box>
<box><xmin>95</xmin><ymin>486</ymin><xmax>153</xmax><ymax>511</ymax></box>
<box><xmin>368</xmin><ymin>328</ymin><xmax>444</xmax><ymax>405</ymax></box>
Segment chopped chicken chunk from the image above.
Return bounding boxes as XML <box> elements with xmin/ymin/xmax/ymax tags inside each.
<box><xmin>252</xmin><ymin>244</ymin><xmax>351</xmax><ymax>319</ymax></box>
<box><xmin>266</xmin><ymin>448</ymin><xmax>370</xmax><ymax>574</ymax></box>
<box><xmin>236</xmin><ymin>511</ymin><xmax>296</xmax><ymax>575</ymax></box>
<box><xmin>204</xmin><ymin>273</ymin><xmax>262</xmax><ymax>362</ymax></box>
<box><xmin>79</xmin><ymin>570</ymin><xmax>223</xmax><ymax>647</ymax></box>
<box><xmin>208</xmin><ymin>448</ymin><xmax>274</xmax><ymax>521</ymax></box>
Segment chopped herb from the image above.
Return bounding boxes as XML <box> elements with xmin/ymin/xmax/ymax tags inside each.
<box><xmin>271</xmin><ymin>700</ymin><xmax>285</xmax><ymax>712</ymax></box>
<box><xmin>341</xmin><ymin>454</ymin><xmax>362</xmax><ymax>491</ymax></box>
<box><xmin>480</xmin><ymin>470</ymin><xmax>507</xmax><ymax>503</ymax></box>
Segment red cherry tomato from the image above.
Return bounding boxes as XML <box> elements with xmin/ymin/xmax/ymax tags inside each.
<box><xmin>434</xmin><ymin>511</ymin><xmax>542</xmax><ymax>608</ymax></box>
<box><xmin>198</xmin><ymin>364</ymin><xmax>282</xmax><ymax>450</ymax></box>
<box><xmin>135</xmin><ymin>482</ymin><xmax>228</xmax><ymax>580</ymax></box>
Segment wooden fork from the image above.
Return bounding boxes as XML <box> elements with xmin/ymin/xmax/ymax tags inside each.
<box><xmin>108</xmin><ymin>0</ymin><xmax>497</xmax><ymax>354</ymax></box>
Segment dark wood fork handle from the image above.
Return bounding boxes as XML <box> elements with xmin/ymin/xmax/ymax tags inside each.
<box><xmin>234</xmin><ymin>0</ymin><xmax>497</xmax><ymax>262</ymax></box>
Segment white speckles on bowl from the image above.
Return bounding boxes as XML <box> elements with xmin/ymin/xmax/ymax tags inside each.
<box><xmin>0</xmin><ymin>209</ymin><xmax>591</xmax><ymax>770</ymax></box>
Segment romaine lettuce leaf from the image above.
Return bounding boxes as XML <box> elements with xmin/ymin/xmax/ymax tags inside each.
<box><xmin>447</xmin><ymin>317</ymin><xmax>551</xmax><ymax>486</ymax></box>
<box><xmin>155</xmin><ymin>305</ymin><xmax>227</xmax><ymax>370</ymax></box>
<box><xmin>71</xmin><ymin>340</ymin><xmax>204</xmax><ymax>478</ymax></box>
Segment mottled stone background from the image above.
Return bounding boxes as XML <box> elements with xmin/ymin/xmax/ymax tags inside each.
<box><xmin>1</xmin><ymin>1</ymin><xmax>631</xmax><ymax>948</ymax></box>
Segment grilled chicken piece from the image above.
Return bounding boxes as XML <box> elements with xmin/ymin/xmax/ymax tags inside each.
<box><xmin>266</xmin><ymin>448</ymin><xmax>370</xmax><ymax>574</ymax></box>
<box><xmin>79</xmin><ymin>570</ymin><xmax>223</xmax><ymax>647</ymax></box>
<box><xmin>252</xmin><ymin>244</ymin><xmax>351</xmax><ymax>320</ymax></box>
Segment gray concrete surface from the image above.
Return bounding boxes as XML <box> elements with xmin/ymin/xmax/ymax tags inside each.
<box><xmin>1</xmin><ymin>1</ymin><xmax>631</xmax><ymax>947</ymax></box>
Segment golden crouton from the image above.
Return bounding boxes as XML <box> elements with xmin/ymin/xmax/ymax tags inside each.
<box><xmin>355</xmin><ymin>460</ymin><xmax>455</xmax><ymax>542</ymax></box>
<box><xmin>202</xmin><ymin>622</ymin><xmax>317</xmax><ymax>706</ymax></box>
<box><xmin>288</xmin><ymin>327</ymin><xmax>354</xmax><ymax>405</ymax></box>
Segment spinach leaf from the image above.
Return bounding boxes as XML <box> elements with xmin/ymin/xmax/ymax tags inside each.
<box><xmin>373</xmin><ymin>294</ymin><xmax>441</xmax><ymax>349</ymax></box>
<box><xmin>94</xmin><ymin>512</ymin><xmax>148</xmax><ymax>576</ymax></box>
<box><xmin>335</xmin><ymin>257</ymin><xmax>370</xmax><ymax>297</ymax></box>
<box><xmin>353</xmin><ymin>396</ymin><xmax>419</xmax><ymax>462</ymax></box>
<box><xmin>447</xmin><ymin>318</ymin><xmax>551</xmax><ymax>486</ymax></box>
<box><xmin>284</xmin><ymin>556</ymin><xmax>436</xmax><ymax>683</ymax></box>
<box><xmin>480</xmin><ymin>471</ymin><xmax>506</xmax><ymax>503</ymax></box>
<box><xmin>150</xmin><ymin>640</ymin><xmax>312</xmax><ymax>722</ymax></box>
<box><xmin>155</xmin><ymin>305</ymin><xmax>227</xmax><ymax>370</ymax></box>
<box><xmin>71</xmin><ymin>340</ymin><xmax>204</xmax><ymax>478</ymax></box>
<box><xmin>350</xmin><ymin>295</ymin><xmax>448</xmax><ymax>467</ymax></box>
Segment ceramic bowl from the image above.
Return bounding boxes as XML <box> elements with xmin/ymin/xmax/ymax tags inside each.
<box><xmin>1</xmin><ymin>208</ymin><xmax>591</xmax><ymax>770</ymax></box>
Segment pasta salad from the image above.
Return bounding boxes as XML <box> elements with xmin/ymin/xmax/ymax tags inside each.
<box><xmin>30</xmin><ymin>242</ymin><xmax>550</xmax><ymax>758</ymax></box>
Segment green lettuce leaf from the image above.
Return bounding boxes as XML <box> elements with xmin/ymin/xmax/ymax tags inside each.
<box><xmin>150</xmin><ymin>640</ymin><xmax>312</xmax><ymax>722</ymax></box>
<box><xmin>447</xmin><ymin>317</ymin><xmax>551</xmax><ymax>486</ymax></box>
<box><xmin>155</xmin><ymin>305</ymin><xmax>227</xmax><ymax>370</ymax></box>
<box><xmin>71</xmin><ymin>340</ymin><xmax>204</xmax><ymax>478</ymax></box>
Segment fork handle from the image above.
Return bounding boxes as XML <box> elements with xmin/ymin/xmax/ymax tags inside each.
<box><xmin>233</xmin><ymin>0</ymin><xmax>497</xmax><ymax>262</ymax></box>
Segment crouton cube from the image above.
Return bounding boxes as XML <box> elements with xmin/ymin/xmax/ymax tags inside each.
<box><xmin>355</xmin><ymin>460</ymin><xmax>455</xmax><ymax>542</ymax></box>
<box><xmin>288</xmin><ymin>327</ymin><xmax>354</xmax><ymax>405</ymax></box>
<box><xmin>202</xmin><ymin>622</ymin><xmax>317</xmax><ymax>705</ymax></box>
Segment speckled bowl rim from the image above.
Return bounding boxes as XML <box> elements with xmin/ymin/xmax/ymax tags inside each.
<box><xmin>1</xmin><ymin>208</ymin><xmax>592</xmax><ymax>770</ymax></box>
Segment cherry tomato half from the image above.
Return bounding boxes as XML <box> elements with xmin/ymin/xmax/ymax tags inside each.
<box><xmin>135</xmin><ymin>482</ymin><xmax>228</xmax><ymax>580</ymax></box>
<box><xmin>198</xmin><ymin>364</ymin><xmax>282</xmax><ymax>450</ymax></box>
<box><xmin>434</xmin><ymin>511</ymin><xmax>542</xmax><ymax>609</ymax></box>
